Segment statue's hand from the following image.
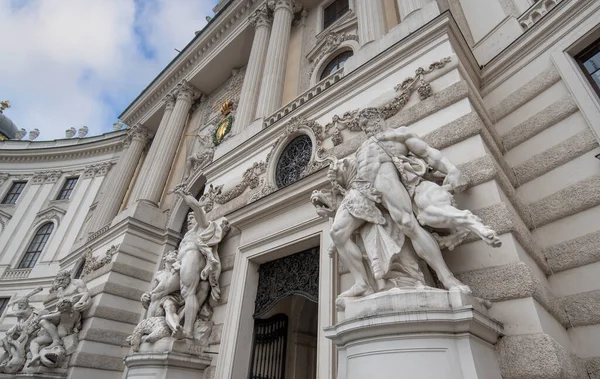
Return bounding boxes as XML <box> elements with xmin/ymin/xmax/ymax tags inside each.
<box><xmin>327</xmin><ymin>163</ymin><xmax>339</xmax><ymax>184</ymax></box>
<box><xmin>444</xmin><ymin>169</ymin><xmax>468</xmax><ymax>193</ymax></box>
<box><xmin>140</xmin><ymin>292</ymin><xmax>151</xmax><ymax>304</ymax></box>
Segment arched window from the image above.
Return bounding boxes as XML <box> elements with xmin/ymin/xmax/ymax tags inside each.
<box><xmin>275</xmin><ymin>135</ymin><xmax>313</xmax><ymax>188</ymax></box>
<box><xmin>320</xmin><ymin>50</ymin><xmax>353</xmax><ymax>80</ymax></box>
<box><xmin>18</xmin><ymin>222</ymin><xmax>54</xmax><ymax>269</ymax></box>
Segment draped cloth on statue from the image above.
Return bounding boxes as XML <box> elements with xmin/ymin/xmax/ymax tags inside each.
<box><xmin>195</xmin><ymin>217</ymin><xmax>229</xmax><ymax>301</ymax></box>
<box><xmin>338</xmin><ymin>158</ymin><xmax>425</xmax><ymax>286</ymax></box>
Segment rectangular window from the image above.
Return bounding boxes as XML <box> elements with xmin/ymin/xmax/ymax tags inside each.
<box><xmin>2</xmin><ymin>181</ymin><xmax>26</xmax><ymax>205</ymax></box>
<box><xmin>575</xmin><ymin>37</ymin><xmax>600</xmax><ymax>98</ymax></box>
<box><xmin>0</xmin><ymin>298</ymin><xmax>9</xmax><ymax>316</ymax></box>
<box><xmin>323</xmin><ymin>0</ymin><xmax>349</xmax><ymax>30</ymax></box>
<box><xmin>56</xmin><ymin>177</ymin><xmax>78</xmax><ymax>200</ymax></box>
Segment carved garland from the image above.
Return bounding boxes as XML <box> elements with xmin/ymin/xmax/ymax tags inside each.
<box><xmin>81</xmin><ymin>244</ymin><xmax>119</xmax><ymax>277</ymax></box>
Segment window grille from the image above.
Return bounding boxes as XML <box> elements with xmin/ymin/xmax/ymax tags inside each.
<box><xmin>18</xmin><ymin>222</ymin><xmax>54</xmax><ymax>269</ymax></box>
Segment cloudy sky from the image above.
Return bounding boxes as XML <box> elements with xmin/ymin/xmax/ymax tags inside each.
<box><xmin>0</xmin><ymin>0</ymin><xmax>219</xmax><ymax>141</ymax></box>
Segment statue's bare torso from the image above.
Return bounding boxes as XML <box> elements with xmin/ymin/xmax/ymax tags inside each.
<box><xmin>355</xmin><ymin>134</ymin><xmax>410</xmax><ymax>183</ymax></box>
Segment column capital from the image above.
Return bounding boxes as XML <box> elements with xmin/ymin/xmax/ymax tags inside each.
<box><xmin>249</xmin><ymin>5</ymin><xmax>273</xmax><ymax>28</ymax></box>
<box><xmin>123</xmin><ymin>124</ymin><xmax>150</xmax><ymax>148</ymax></box>
<box><xmin>164</xmin><ymin>93</ymin><xmax>176</xmax><ymax>111</ymax></box>
<box><xmin>173</xmin><ymin>80</ymin><xmax>200</xmax><ymax>104</ymax></box>
<box><xmin>267</xmin><ymin>0</ymin><xmax>301</xmax><ymax>14</ymax></box>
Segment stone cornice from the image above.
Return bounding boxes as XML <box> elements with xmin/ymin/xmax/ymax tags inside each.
<box><xmin>119</xmin><ymin>0</ymin><xmax>262</xmax><ymax>126</ymax></box>
<box><xmin>0</xmin><ymin>132</ymin><xmax>126</xmax><ymax>163</ymax></box>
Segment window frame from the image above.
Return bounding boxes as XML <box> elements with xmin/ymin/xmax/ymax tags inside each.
<box><xmin>317</xmin><ymin>0</ymin><xmax>354</xmax><ymax>35</ymax></box>
<box><xmin>323</xmin><ymin>0</ymin><xmax>349</xmax><ymax>30</ymax></box>
<box><xmin>574</xmin><ymin>36</ymin><xmax>600</xmax><ymax>99</ymax></box>
<box><xmin>2</xmin><ymin>181</ymin><xmax>27</xmax><ymax>205</ymax></box>
<box><xmin>56</xmin><ymin>177</ymin><xmax>79</xmax><ymax>201</ymax></box>
<box><xmin>0</xmin><ymin>297</ymin><xmax>9</xmax><ymax>317</ymax></box>
<box><xmin>17</xmin><ymin>222</ymin><xmax>55</xmax><ymax>269</ymax></box>
<box><xmin>319</xmin><ymin>50</ymin><xmax>354</xmax><ymax>81</ymax></box>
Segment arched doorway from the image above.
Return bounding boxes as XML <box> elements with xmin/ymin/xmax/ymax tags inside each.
<box><xmin>248</xmin><ymin>248</ymin><xmax>319</xmax><ymax>379</ymax></box>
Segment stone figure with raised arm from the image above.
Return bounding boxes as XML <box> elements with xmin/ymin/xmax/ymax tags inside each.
<box><xmin>172</xmin><ymin>184</ymin><xmax>230</xmax><ymax>339</ymax></box>
<box><xmin>327</xmin><ymin>107</ymin><xmax>482</xmax><ymax>297</ymax></box>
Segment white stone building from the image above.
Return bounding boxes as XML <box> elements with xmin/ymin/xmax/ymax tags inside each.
<box><xmin>1</xmin><ymin>0</ymin><xmax>600</xmax><ymax>378</ymax></box>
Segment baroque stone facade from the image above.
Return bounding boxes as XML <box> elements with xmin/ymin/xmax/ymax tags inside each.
<box><xmin>1</xmin><ymin>0</ymin><xmax>600</xmax><ymax>378</ymax></box>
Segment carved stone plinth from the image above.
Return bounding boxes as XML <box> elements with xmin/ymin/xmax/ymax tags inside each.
<box><xmin>326</xmin><ymin>288</ymin><xmax>504</xmax><ymax>379</ymax></box>
<box><xmin>124</xmin><ymin>339</ymin><xmax>212</xmax><ymax>379</ymax></box>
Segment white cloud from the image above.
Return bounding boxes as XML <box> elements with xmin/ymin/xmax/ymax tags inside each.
<box><xmin>0</xmin><ymin>0</ymin><xmax>217</xmax><ymax>140</ymax></box>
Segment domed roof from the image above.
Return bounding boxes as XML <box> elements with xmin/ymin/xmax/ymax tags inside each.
<box><xmin>0</xmin><ymin>112</ymin><xmax>18</xmax><ymax>140</ymax></box>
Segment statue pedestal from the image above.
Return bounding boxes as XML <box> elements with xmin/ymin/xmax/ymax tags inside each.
<box><xmin>326</xmin><ymin>288</ymin><xmax>504</xmax><ymax>379</ymax></box>
<box><xmin>124</xmin><ymin>338</ymin><xmax>212</xmax><ymax>379</ymax></box>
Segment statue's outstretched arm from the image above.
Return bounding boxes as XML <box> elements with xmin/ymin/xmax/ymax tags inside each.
<box><xmin>404</xmin><ymin>135</ymin><xmax>468</xmax><ymax>193</ymax></box>
<box><xmin>180</xmin><ymin>192</ymin><xmax>210</xmax><ymax>229</ymax></box>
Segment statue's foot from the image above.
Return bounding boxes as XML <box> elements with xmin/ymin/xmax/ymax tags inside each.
<box><xmin>481</xmin><ymin>229</ymin><xmax>502</xmax><ymax>248</ymax></box>
<box><xmin>172</xmin><ymin>326</ymin><xmax>184</xmax><ymax>340</ymax></box>
<box><xmin>441</xmin><ymin>275</ymin><xmax>472</xmax><ymax>294</ymax></box>
<box><xmin>183</xmin><ymin>331</ymin><xmax>194</xmax><ymax>340</ymax></box>
<box><xmin>27</xmin><ymin>356</ymin><xmax>40</xmax><ymax>367</ymax></box>
<box><xmin>339</xmin><ymin>283</ymin><xmax>373</xmax><ymax>298</ymax></box>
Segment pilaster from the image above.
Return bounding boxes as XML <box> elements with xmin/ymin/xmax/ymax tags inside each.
<box><xmin>398</xmin><ymin>0</ymin><xmax>435</xmax><ymax>21</ymax></box>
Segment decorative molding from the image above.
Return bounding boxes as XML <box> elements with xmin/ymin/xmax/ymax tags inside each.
<box><xmin>254</xmin><ymin>247</ymin><xmax>319</xmax><ymax>318</ymax></box>
<box><xmin>83</xmin><ymin>162</ymin><xmax>115</xmax><ymax>179</ymax></box>
<box><xmin>307</xmin><ymin>31</ymin><xmax>358</xmax><ymax>79</ymax></box>
<box><xmin>123</xmin><ymin>124</ymin><xmax>150</xmax><ymax>148</ymax></box>
<box><xmin>121</xmin><ymin>0</ymin><xmax>261</xmax><ymax>126</ymax></box>
<box><xmin>249</xmin><ymin>5</ymin><xmax>273</xmax><ymax>28</ymax></box>
<box><xmin>31</xmin><ymin>170</ymin><xmax>62</xmax><ymax>185</ymax></box>
<box><xmin>324</xmin><ymin>57</ymin><xmax>453</xmax><ymax>136</ymax></box>
<box><xmin>82</xmin><ymin>244</ymin><xmax>119</xmax><ymax>277</ymax></box>
<box><xmin>86</xmin><ymin>222</ymin><xmax>111</xmax><ymax>243</ymax></box>
<box><xmin>0</xmin><ymin>173</ymin><xmax>9</xmax><ymax>187</ymax></box>
<box><xmin>519</xmin><ymin>0</ymin><xmax>563</xmax><ymax>31</ymax></box>
<box><xmin>35</xmin><ymin>206</ymin><xmax>66</xmax><ymax>225</ymax></box>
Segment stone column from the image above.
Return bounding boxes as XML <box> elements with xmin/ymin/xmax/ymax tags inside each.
<box><xmin>255</xmin><ymin>0</ymin><xmax>298</xmax><ymax>119</ymax></box>
<box><xmin>87</xmin><ymin>125</ymin><xmax>149</xmax><ymax>233</ymax></box>
<box><xmin>128</xmin><ymin>94</ymin><xmax>175</xmax><ymax>204</ymax></box>
<box><xmin>233</xmin><ymin>5</ymin><xmax>273</xmax><ymax>133</ymax></box>
<box><xmin>137</xmin><ymin>81</ymin><xmax>197</xmax><ymax>206</ymax></box>
<box><xmin>355</xmin><ymin>0</ymin><xmax>386</xmax><ymax>45</ymax></box>
<box><xmin>397</xmin><ymin>0</ymin><xmax>435</xmax><ymax>21</ymax></box>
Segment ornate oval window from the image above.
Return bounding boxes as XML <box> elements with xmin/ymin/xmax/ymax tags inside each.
<box><xmin>275</xmin><ymin>135</ymin><xmax>313</xmax><ymax>188</ymax></box>
<box><xmin>320</xmin><ymin>50</ymin><xmax>353</xmax><ymax>80</ymax></box>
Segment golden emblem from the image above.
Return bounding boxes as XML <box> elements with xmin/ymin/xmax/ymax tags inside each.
<box><xmin>213</xmin><ymin>99</ymin><xmax>234</xmax><ymax>146</ymax></box>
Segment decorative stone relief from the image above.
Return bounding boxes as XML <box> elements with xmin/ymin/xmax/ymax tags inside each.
<box><xmin>0</xmin><ymin>173</ymin><xmax>9</xmax><ymax>187</ymax></box>
<box><xmin>123</xmin><ymin>124</ymin><xmax>150</xmax><ymax>148</ymax></box>
<box><xmin>81</xmin><ymin>244</ymin><xmax>119</xmax><ymax>277</ymax></box>
<box><xmin>35</xmin><ymin>207</ymin><xmax>65</xmax><ymax>226</ymax></box>
<box><xmin>82</xmin><ymin>162</ymin><xmax>114</xmax><ymax>179</ymax></box>
<box><xmin>325</xmin><ymin>57</ymin><xmax>452</xmax><ymax>133</ymax></box>
<box><xmin>0</xmin><ymin>270</ymin><xmax>92</xmax><ymax>374</ymax></box>
<box><xmin>32</xmin><ymin>170</ymin><xmax>62</xmax><ymax>185</ymax></box>
<box><xmin>127</xmin><ymin>187</ymin><xmax>229</xmax><ymax>352</ymax></box>
<box><xmin>311</xmin><ymin>107</ymin><xmax>501</xmax><ymax>308</ymax></box>
<box><xmin>308</xmin><ymin>31</ymin><xmax>358</xmax><ymax>79</ymax></box>
<box><xmin>254</xmin><ymin>247</ymin><xmax>319</xmax><ymax>318</ymax></box>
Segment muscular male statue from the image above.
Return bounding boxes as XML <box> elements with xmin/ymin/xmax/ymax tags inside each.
<box><xmin>329</xmin><ymin>107</ymin><xmax>470</xmax><ymax>297</ymax></box>
<box><xmin>173</xmin><ymin>187</ymin><xmax>229</xmax><ymax>339</ymax></box>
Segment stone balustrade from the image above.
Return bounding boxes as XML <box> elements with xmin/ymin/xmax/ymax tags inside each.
<box><xmin>2</xmin><ymin>268</ymin><xmax>32</xmax><ymax>280</ymax></box>
<box><xmin>519</xmin><ymin>0</ymin><xmax>563</xmax><ymax>30</ymax></box>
